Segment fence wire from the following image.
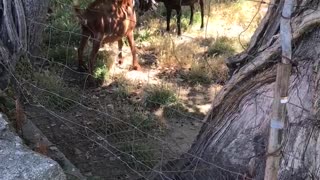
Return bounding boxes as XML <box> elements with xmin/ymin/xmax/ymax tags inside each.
<box><xmin>2</xmin><ymin>0</ymin><xmax>319</xmax><ymax>179</ymax></box>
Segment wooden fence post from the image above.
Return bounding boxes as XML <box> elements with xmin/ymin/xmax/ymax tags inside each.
<box><xmin>264</xmin><ymin>0</ymin><xmax>293</xmax><ymax>179</ymax></box>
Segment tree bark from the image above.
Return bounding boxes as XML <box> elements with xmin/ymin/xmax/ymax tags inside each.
<box><xmin>0</xmin><ymin>0</ymin><xmax>49</xmax><ymax>90</ymax></box>
<box><xmin>151</xmin><ymin>0</ymin><xmax>320</xmax><ymax>179</ymax></box>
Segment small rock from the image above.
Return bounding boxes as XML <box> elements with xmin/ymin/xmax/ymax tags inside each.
<box><xmin>49</xmin><ymin>146</ymin><xmax>58</xmax><ymax>151</ymax></box>
<box><xmin>74</xmin><ymin>148</ymin><xmax>82</xmax><ymax>155</ymax></box>
<box><xmin>124</xmin><ymin>174</ymin><xmax>130</xmax><ymax>179</ymax></box>
<box><xmin>177</xmin><ymin>78</ymin><xmax>184</xmax><ymax>82</ymax></box>
<box><xmin>84</xmin><ymin>172</ymin><xmax>93</xmax><ymax>176</ymax></box>
<box><xmin>85</xmin><ymin>152</ymin><xmax>91</xmax><ymax>159</ymax></box>
<box><xmin>75</xmin><ymin>112</ymin><xmax>82</xmax><ymax>117</ymax></box>
<box><xmin>130</xmin><ymin>96</ymin><xmax>141</xmax><ymax>104</ymax></box>
<box><xmin>109</xmin><ymin>156</ymin><xmax>117</xmax><ymax>161</ymax></box>
<box><xmin>85</xmin><ymin>121</ymin><xmax>93</xmax><ymax>125</ymax></box>
<box><xmin>107</xmin><ymin>104</ymin><xmax>114</xmax><ymax>111</ymax></box>
<box><xmin>193</xmin><ymin>122</ymin><xmax>201</xmax><ymax>127</ymax></box>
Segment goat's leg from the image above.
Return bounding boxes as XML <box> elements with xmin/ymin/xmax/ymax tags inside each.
<box><xmin>200</xmin><ymin>0</ymin><xmax>204</xmax><ymax>29</ymax></box>
<box><xmin>78</xmin><ymin>31</ymin><xmax>89</xmax><ymax>72</ymax></box>
<box><xmin>127</xmin><ymin>31</ymin><xmax>141</xmax><ymax>70</ymax></box>
<box><xmin>166</xmin><ymin>8</ymin><xmax>172</xmax><ymax>32</ymax></box>
<box><xmin>176</xmin><ymin>7</ymin><xmax>182</xmax><ymax>36</ymax></box>
<box><xmin>189</xmin><ymin>4</ymin><xmax>194</xmax><ymax>25</ymax></box>
<box><xmin>117</xmin><ymin>39</ymin><xmax>124</xmax><ymax>65</ymax></box>
<box><xmin>88</xmin><ymin>34</ymin><xmax>102</xmax><ymax>75</ymax></box>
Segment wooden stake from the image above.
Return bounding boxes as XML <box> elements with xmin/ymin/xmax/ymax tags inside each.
<box><xmin>264</xmin><ymin>0</ymin><xmax>293</xmax><ymax>179</ymax></box>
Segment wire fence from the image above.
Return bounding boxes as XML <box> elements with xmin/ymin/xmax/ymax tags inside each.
<box><xmin>4</xmin><ymin>0</ymin><xmax>269</xmax><ymax>179</ymax></box>
<box><xmin>2</xmin><ymin>0</ymin><xmax>319</xmax><ymax>179</ymax></box>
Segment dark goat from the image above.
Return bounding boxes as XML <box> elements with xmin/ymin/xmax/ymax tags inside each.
<box><xmin>73</xmin><ymin>0</ymin><xmax>141</xmax><ymax>75</ymax></box>
<box><xmin>155</xmin><ymin>0</ymin><xmax>204</xmax><ymax>35</ymax></box>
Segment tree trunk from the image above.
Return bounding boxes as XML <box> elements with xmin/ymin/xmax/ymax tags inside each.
<box><xmin>0</xmin><ymin>0</ymin><xmax>49</xmax><ymax>89</ymax></box>
<box><xmin>151</xmin><ymin>0</ymin><xmax>320</xmax><ymax>179</ymax></box>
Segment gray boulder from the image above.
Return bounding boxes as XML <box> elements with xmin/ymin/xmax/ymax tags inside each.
<box><xmin>0</xmin><ymin>113</ymin><xmax>66</xmax><ymax>180</ymax></box>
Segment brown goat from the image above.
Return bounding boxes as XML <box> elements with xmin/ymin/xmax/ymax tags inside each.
<box><xmin>155</xmin><ymin>0</ymin><xmax>204</xmax><ymax>35</ymax></box>
<box><xmin>73</xmin><ymin>0</ymin><xmax>141</xmax><ymax>75</ymax></box>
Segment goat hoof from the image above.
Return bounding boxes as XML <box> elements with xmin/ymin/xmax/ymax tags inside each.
<box><xmin>118</xmin><ymin>59</ymin><xmax>123</xmax><ymax>65</ymax></box>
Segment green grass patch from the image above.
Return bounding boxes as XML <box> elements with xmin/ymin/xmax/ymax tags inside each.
<box><xmin>110</xmin><ymin>75</ymin><xmax>135</xmax><ymax>99</ymax></box>
<box><xmin>119</xmin><ymin>143</ymin><xmax>158</xmax><ymax>170</ymax></box>
<box><xmin>131</xmin><ymin>111</ymin><xmax>159</xmax><ymax>132</ymax></box>
<box><xmin>145</xmin><ymin>85</ymin><xmax>177</xmax><ymax>109</ymax></box>
<box><xmin>45</xmin><ymin>0</ymin><xmax>92</xmax><ymax>63</ymax></box>
<box><xmin>163</xmin><ymin>102</ymin><xmax>189</xmax><ymax>119</ymax></box>
<box><xmin>134</xmin><ymin>29</ymin><xmax>152</xmax><ymax>43</ymax></box>
<box><xmin>15</xmin><ymin>57</ymin><xmax>35</xmax><ymax>81</ymax></box>
<box><xmin>93</xmin><ymin>51</ymin><xmax>113</xmax><ymax>82</ymax></box>
<box><xmin>33</xmin><ymin>72</ymin><xmax>78</xmax><ymax>111</ymax></box>
<box><xmin>207</xmin><ymin>36</ymin><xmax>236</xmax><ymax>57</ymax></box>
<box><xmin>185</xmin><ymin>62</ymin><xmax>212</xmax><ymax>85</ymax></box>
<box><xmin>181</xmin><ymin>10</ymin><xmax>202</xmax><ymax>26</ymax></box>
<box><xmin>0</xmin><ymin>90</ymin><xmax>15</xmax><ymax>116</ymax></box>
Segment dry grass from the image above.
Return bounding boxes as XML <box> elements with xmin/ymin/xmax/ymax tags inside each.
<box><xmin>207</xmin><ymin>36</ymin><xmax>236</xmax><ymax>57</ymax></box>
<box><xmin>144</xmin><ymin>84</ymin><xmax>178</xmax><ymax>109</ymax></box>
<box><xmin>32</xmin><ymin>72</ymin><xmax>79</xmax><ymax>111</ymax></box>
<box><xmin>182</xmin><ymin>57</ymin><xmax>228</xmax><ymax>85</ymax></box>
<box><xmin>135</xmin><ymin>1</ymin><xmax>264</xmax><ymax>85</ymax></box>
<box><xmin>149</xmin><ymin>36</ymin><xmax>202</xmax><ymax>69</ymax></box>
<box><xmin>198</xmin><ymin>1</ymin><xmax>263</xmax><ymax>40</ymax></box>
<box><xmin>110</xmin><ymin>74</ymin><xmax>137</xmax><ymax>98</ymax></box>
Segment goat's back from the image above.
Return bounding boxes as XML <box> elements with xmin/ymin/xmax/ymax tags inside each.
<box><xmin>79</xmin><ymin>0</ymin><xmax>136</xmax><ymax>42</ymax></box>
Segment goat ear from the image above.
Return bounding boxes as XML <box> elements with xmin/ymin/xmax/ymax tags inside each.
<box><xmin>73</xmin><ymin>0</ymin><xmax>79</xmax><ymax>6</ymax></box>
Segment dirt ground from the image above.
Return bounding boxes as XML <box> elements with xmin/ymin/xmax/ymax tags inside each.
<box><xmin>24</xmin><ymin>41</ymin><xmax>221</xmax><ymax>179</ymax></box>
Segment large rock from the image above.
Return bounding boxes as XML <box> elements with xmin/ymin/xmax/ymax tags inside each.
<box><xmin>0</xmin><ymin>113</ymin><xmax>66</xmax><ymax>180</ymax></box>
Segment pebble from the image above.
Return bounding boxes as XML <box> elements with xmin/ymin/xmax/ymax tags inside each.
<box><xmin>107</xmin><ymin>104</ymin><xmax>114</xmax><ymax>111</ymax></box>
<box><xmin>84</xmin><ymin>172</ymin><xmax>93</xmax><ymax>176</ymax></box>
<box><xmin>74</xmin><ymin>148</ymin><xmax>82</xmax><ymax>155</ymax></box>
<box><xmin>49</xmin><ymin>146</ymin><xmax>58</xmax><ymax>151</ymax></box>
